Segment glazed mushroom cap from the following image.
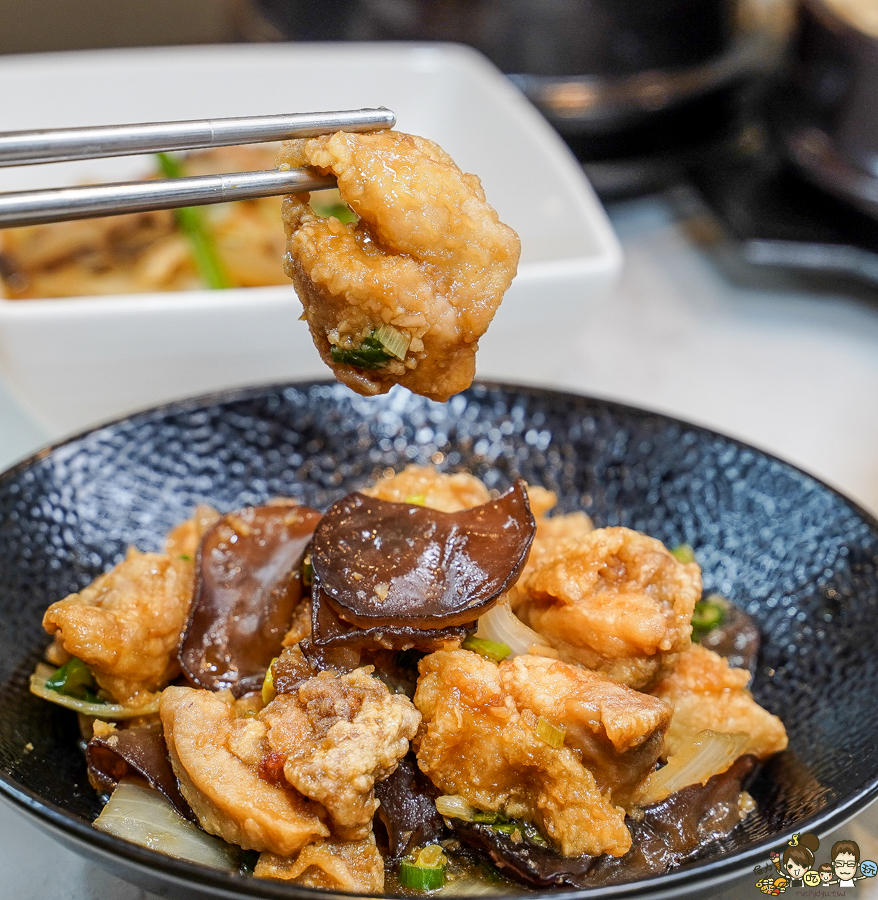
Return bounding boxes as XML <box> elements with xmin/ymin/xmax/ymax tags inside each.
<box><xmin>310</xmin><ymin>480</ymin><xmax>536</xmax><ymax>630</ymax></box>
<box><xmin>179</xmin><ymin>504</ymin><xmax>321</xmax><ymax>694</ymax></box>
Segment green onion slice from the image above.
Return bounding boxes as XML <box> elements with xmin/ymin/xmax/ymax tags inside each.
<box><xmin>399</xmin><ymin>847</ymin><xmax>447</xmax><ymax>891</ymax></box>
<box><xmin>155</xmin><ymin>152</ymin><xmax>231</xmax><ymax>290</ymax></box>
<box><xmin>30</xmin><ymin>663</ymin><xmax>158</xmax><ymax>719</ymax></box>
<box><xmin>670</xmin><ymin>543</ymin><xmax>696</xmax><ymax>564</ymax></box>
<box><xmin>373</xmin><ymin>323</ymin><xmax>411</xmax><ymax>361</ymax></box>
<box><xmin>461</xmin><ymin>635</ymin><xmax>511</xmax><ymax>662</ymax></box>
<box><xmin>302</xmin><ymin>556</ymin><xmax>313</xmax><ymax>587</ymax></box>
<box><xmin>45</xmin><ymin>657</ymin><xmax>102</xmax><ymax>702</ymax></box>
<box><xmin>262</xmin><ymin>658</ymin><xmax>278</xmax><ymax>706</ymax></box>
<box><xmin>535</xmin><ymin>716</ymin><xmax>567</xmax><ymax>749</ymax></box>
<box><xmin>405</xmin><ymin>494</ymin><xmax>427</xmax><ymax>506</ymax></box>
<box><xmin>330</xmin><ymin>335</ymin><xmax>392</xmax><ymax>369</ymax></box>
<box><xmin>691</xmin><ymin>595</ymin><xmax>727</xmax><ymax>640</ymax></box>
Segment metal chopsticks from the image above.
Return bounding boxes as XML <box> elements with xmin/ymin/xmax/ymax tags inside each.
<box><xmin>0</xmin><ymin>107</ymin><xmax>395</xmax><ymax>228</ymax></box>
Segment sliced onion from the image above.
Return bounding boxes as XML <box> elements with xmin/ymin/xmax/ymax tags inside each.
<box><xmin>94</xmin><ymin>779</ymin><xmax>236</xmax><ymax>869</ymax></box>
<box><xmin>439</xmin><ymin>876</ymin><xmax>507</xmax><ymax>896</ymax></box>
<box><xmin>435</xmin><ymin>794</ymin><xmax>476</xmax><ymax>821</ymax></box>
<box><xmin>30</xmin><ymin>664</ymin><xmax>160</xmax><ymax>720</ymax></box>
<box><xmin>476</xmin><ymin>600</ymin><xmax>547</xmax><ymax>659</ymax></box>
<box><xmin>636</xmin><ymin>730</ymin><xmax>749</xmax><ymax>806</ymax></box>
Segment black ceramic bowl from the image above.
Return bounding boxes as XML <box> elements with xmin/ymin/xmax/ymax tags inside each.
<box><xmin>1</xmin><ymin>381</ymin><xmax>878</xmax><ymax>900</ymax></box>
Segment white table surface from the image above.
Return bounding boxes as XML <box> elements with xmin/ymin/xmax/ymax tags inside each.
<box><xmin>2</xmin><ymin>193</ymin><xmax>877</xmax><ymax>899</ymax></box>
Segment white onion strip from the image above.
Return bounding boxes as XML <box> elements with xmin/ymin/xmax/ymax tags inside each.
<box><xmin>636</xmin><ymin>730</ymin><xmax>748</xmax><ymax>806</ymax></box>
<box><xmin>94</xmin><ymin>779</ymin><xmax>236</xmax><ymax>869</ymax></box>
<box><xmin>476</xmin><ymin>600</ymin><xmax>549</xmax><ymax>658</ymax></box>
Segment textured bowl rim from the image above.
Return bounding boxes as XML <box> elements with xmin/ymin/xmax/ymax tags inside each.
<box><xmin>2</xmin><ymin>378</ymin><xmax>878</xmax><ymax>899</ymax></box>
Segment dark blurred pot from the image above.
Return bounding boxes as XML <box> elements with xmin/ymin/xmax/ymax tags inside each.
<box><xmin>778</xmin><ymin>0</ymin><xmax>878</xmax><ymax>218</ymax></box>
<box><xmin>266</xmin><ymin>0</ymin><xmax>737</xmax><ymax>79</ymax></box>
<box><xmin>258</xmin><ymin>0</ymin><xmax>749</xmax><ymax>161</ymax></box>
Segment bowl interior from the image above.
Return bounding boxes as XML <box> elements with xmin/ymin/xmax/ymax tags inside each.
<box><xmin>1</xmin><ymin>381</ymin><xmax>877</xmax><ymax>898</ymax></box>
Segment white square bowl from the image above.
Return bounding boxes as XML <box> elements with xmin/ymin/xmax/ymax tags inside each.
<box><xmin>0</xmin><ymin>43</ymin><xmax>622</xmax><ymax>435</ymax></box>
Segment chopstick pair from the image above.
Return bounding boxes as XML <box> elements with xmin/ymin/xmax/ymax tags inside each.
<box><xmin>0</xmin><ymin>108</ymin><xmax>395</xmax><ymax>228</ymax></box>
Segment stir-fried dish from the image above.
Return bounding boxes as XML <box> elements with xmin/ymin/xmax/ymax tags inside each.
<box><xmin>32</xmin><ymin>465</ymin><xmax>787</xmax><ymax>894</ymax></box>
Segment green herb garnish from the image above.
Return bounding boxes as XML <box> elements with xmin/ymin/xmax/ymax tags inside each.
<box><xmin>155</xmin><ymin>152</ymin><xmax>231</xmax><ymax>290</ymax></box>
<box><xmin>330</xmin><ymin>335</ymin><xmax>393</xmax><ymax>369</ymax></box>
<box><xmin>691</xmin><ymin>595</ymin><xmax>727</xmax><ymax>641</ymax></box>
<box><xmin>670</xmin><ymin>543</ymin><xmax>696</xmax><ymax>564</ymax></box>
<box><xmin>472</xmin><ymin>811</ymin><xmax>548</xmax><ymax>847</ymax></box>
<box><xmin>398</xmin><ymin>846</ymin><xmax>447</xmax><ymax>891</ymax></box>
<box><xmin>461</xmin><ymin>635</ymin><xmax>511</xmax><ymax>662</ymax></box>
<box><xmin>45</xmin><ymin>657</ymin><xmax>104</xmax><ymax>704</ymax></box>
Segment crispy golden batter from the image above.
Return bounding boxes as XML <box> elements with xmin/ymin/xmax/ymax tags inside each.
<box><xmin>501</xmin><ymin>655</ymin><xmax>671</xmax><ymax>805</ymax></box>
<box><xmin>363</xmin><ymin>464</ymin><xmax>491</xmax><ymax>512</ymax></box>
<box><xmin>414</xmin><ymin>649</ymin><xmax>632</xmax><ymax>857</ymax></box>
<box><xmin>163</xmin><ymin>504</ymin><xmax>220</xmax><ymax>560</ymax></box>
<box><xmin>510</xmin><ymin>527</ymin><xmax>701</xmax><ymax>689</ymax></box>
<box><xmin>255</xmin><ymin>835</ymin><xmax>384</xmax><ymax>892</ymax></box>
<box><xmin>278</xmin><ymin>131</ymin><xmax>520</xmax><ymax>401</ymax></box>
<box><xmin>160</xmin><ymin>686</ymin><xmax>329</xmax><ymax>855</ymax></box>
<box><xmin>42</xmin><ymin>548</ymin><xmax>193</xmax><ymax>703</ymax></box>
<box><xmin>261</xmin><ymin>667</ymin><xmax>420</xmax><ymax>840</ymax></box>
<box><xmin>652</xmin><ymin>644</ymin><xmax>788</xmax><ymax>760</ymax></box>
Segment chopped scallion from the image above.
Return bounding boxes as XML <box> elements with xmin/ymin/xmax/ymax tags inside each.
<box><xmin>373</xmin><ymin>323</ymin><xmax>411</xmax><ymax>361</ymax></box>
<box><xmin>405</xmin><ymin>494</ymin><xmax>427</xmax><ymax>506</ymax></box>
<box><xmin>330</xmin><ymin>335</ymin><xmax>392</xmax><ymax>369</ymax></box>
<box><xmin>262</xmin><ymin>658</ymin><xmax>278</xmax><ymax>706</ymax></box>
<box><xmin>155</xmin><ymin>152</ymin><xmax>231</xmax><ymax>290</ymax></box>
<box><xmin>461</xmin><ymin>635</ymin><xmax>511</xmax><ymax>662</ymax></box>
<box><xmin>302</xmin><ymin>555</ymin><xmax>313</xmax><ymax>587</ymax></box>
<box><xmin>535</xmin><ymin>716</ymin><xmax>567</xmax><ymax>748</ymax></box>
<box><xmin>399</xmin><ymin>850</ymin><xmax>446</xmax><ymax>891</ymax></box>
<box><xmin>691</xmin><ymin>595</ymin><xmax>727</xmax><ymax>640</ymax></box>
<box><xmin>670</xmin><ymin>543</ymin><xmax>696</xmax><ymax>564</ymax></box>
<box><xmin>45</xmin><ymin>657</ymin><xmax>104</xmax><ymax>703</ymax></box>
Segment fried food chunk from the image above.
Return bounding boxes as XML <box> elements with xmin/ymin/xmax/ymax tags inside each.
<box><xmin>501</xmin><ymin>655</ymin><xmax>671</xmax><ymax>805</ymax></box>
<box><xmin>510</xmin><ymin>527</ymin><xmax>701</xmax><ymax>690</ymax></box>
<box><xmin>255</xmin><ymin>835</ymin><xmax>384</xmax><ymax>892</ymax></box>
<box><xmin>278</xmin><ymin>131</ymin><xmax>520</xmax><ymax>401</ymax></box>
<box><xmin>261</xmin><ymin>667</ymin><xmax>420</xmax><ymax>840</ymax></box>
<box><xmin>163</xmin><ymin>504</ymin><xmax>220</xmax><ymax>560</ymax></box>
<box><xmin>160</xmin><ymin>686</ymin><xmax>329</xmax><ymax>855</ymax></box>
<box><xmin>652</xmin><ymin>644</ymin><xmax>788</xmax><ymax>760</ymax></box>
<box><xmin>42</xmin><ymin>548</ymin><xmax>193</xmax><ymax>703</ymax></box>
<box><xmin>414</xmin><ymin>649</ymin><xmax>633</xmax><ymax>857</ymax></box>
<box><xmin>363</xmin><ymin>464</ymin><xmax>491</xmax><ymax>512</ymax></box>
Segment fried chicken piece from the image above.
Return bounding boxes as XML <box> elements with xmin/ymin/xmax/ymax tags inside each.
<box><xmin>414</xmin><ymin>649</ymin><xmax>633</xmax><ymax>857</ymax></box>
<box><xmin>254</xmin><ymin>835</ymin><xmax>384</xmax><ymax>892</ymax></box>
<box><xmin>163</xmin><ymin>504</ymin><xmax>220</xmax><ymax>560</ymax></box>
<box><xmin>652</xmin><ymin>644</ymin><xmax>788</xmax><ymax>760</ymax></box>
<box><xmin>500</xmin><ymin>655</ymin><xmax>671</xmax><ymax>805</ymax></box>
<box><xmin>510</xmin><ymin>527</ymin><xmax>701</xmax><ymax>690</ymax></box>
<box><xmin>261</xmin><ymin>667</ymin><xmax>420</xmax><ymax>840</ymax></box>
<box><xmin>160</xmin><ymin>686</ymin><xmax>329</xmax><ymax>855</ymax></box>
<box><xmin>278</xmin><ymin>131</ymin><xmax>520</xmax><ymax>401</ymax></box>
<box><xmin>363</xmin><ymin>464</ymin><xmax>491</xmax><ymax>512</ymax></box>
<box><xmin>42</xmin><ymin>548</ymin><xmax>194</xmax><ymax>703</ymax></box>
